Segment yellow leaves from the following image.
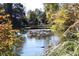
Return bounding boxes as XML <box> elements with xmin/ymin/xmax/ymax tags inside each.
<box><xmin>50</xmin><ymin>25</ymin><xmax>58</xmax><ymax>32</ymax></box>
<box><xmin>46</xmin><ymin>12</ymin><xmax>51</xmax><ymax>18</ymax></box>
<box><xmin>6</xmin><ymin>14</ymin><xmax>10</xmax><ymax>17</ymax></box>
<box><xmin>53</xmin><ymin>18</ymin><xmax>65</xmax><ymax>24</ymax></box>
<box><xmin>57</xmin><ymin>8</ymin><xmax>68</xmax><ymax>19</ymax></box>
<box><xmin>60</xmin><ymin>8</ymin><xmax>65</xmax><ymax>16</ymax></box>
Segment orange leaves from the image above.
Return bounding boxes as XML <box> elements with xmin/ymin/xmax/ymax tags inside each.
<box><xmin>0</xmin><ymin>14</ymin><xmax>10</xmax><ymax>20</ymax></box>
<box><xmin>0</xmin><ymin>24</ymin><xmax>5</xmax><ymax>30</ymax></box>
<box><xmin>0</xmin><ymin>24</ymin><xmax>12</xmax><ymax>31</ymax></box>
<box><xmin>0</xmin><ymin>15</ymin><xmax>4</xmax><ymax>19</ymax></box>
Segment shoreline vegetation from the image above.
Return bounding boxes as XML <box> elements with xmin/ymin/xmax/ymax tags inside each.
<box><xmin>0</xmin><ymin>3</ymin><xmax>79</xmax><ymax>56</ymax></box>
<box><xmin>43</xmin><ymin>3</ymin><xmax>79</xmax><ymax>56</ymax></box>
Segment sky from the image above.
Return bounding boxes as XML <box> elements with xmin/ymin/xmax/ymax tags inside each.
<box><xmin>22</xmin><ymin>0</ymin><xmax>44</xmax><ymax>13</ymax></box>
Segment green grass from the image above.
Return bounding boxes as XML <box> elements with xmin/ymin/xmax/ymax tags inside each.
<box><xmin>44</xmin><ymin>40</ymin><xmax>79</xmax><ymax>56</ymax></box>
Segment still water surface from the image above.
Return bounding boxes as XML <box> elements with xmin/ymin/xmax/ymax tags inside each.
<box><xmin>17</xmin><ymin>29</ymin><xmax>60</xmax><ymax>56</ymax></box>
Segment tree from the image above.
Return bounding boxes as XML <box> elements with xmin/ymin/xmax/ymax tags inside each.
<box><xmin>44</xmin><ymin>3</ymin><xmax>59</xmax><ymax>24</ymax></box>
<box><xmin>35</xmin><ymin>9</ymin><xmax>47</xmax><ymax>24</ymax></box>
<box><xmin>3</xmin><ymin>3</ymin><xmax>13</xmax><ymax>21</ymax></box>
<box><xmin>27</xmin><ymin>10</ymin><xmax>39</xmax><ymax>28</ymax></box>
<box><xmin>4</xmin><ymin>3</ymin><xmax>27</xmax><ymax>29</ymax></box>
<box><xmin>12</xmin><ymin>3</ymin><xmax>27</xmax><ymax>29</ymax></box>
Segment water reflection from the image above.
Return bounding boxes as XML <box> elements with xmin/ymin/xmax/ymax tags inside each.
<box><xmin>14</xmin><ymin>29</ymin><xmax>59</xmax><ymax>56</ymax></box>
<box><xmin>14</xmin><ymin>29</ymin><xmax>60</xmax><ymax>56</ymax></box>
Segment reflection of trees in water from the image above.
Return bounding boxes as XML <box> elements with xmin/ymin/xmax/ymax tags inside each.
<box><xmin>13</xmin><ymin>37</ymin><xmax>26</xmax><ymax>56</ymax></box>
<box><xmin>27</xmin><ymin>29</ymin><xmax>53</xmax><ymax>38</ymax></box>
<box><xmin>28</xmin><ymin>36</ymin><xmax>52</xmax><ymax>39</ymax></box>
<box><xmin>28</xmin><ymin>35</ymin><xmax>52</xmax><ymax>48</ymax></box>
<box><xmin>27</xmin><ymin>30</ymin><xmax>54</xmax><ymax>48</ymax></box>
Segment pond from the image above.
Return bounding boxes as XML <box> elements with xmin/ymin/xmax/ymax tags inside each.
<box><xmin>16</xmin><ymin>29</ymin><xmax>60</xmax><ymax>56</ymax></box>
